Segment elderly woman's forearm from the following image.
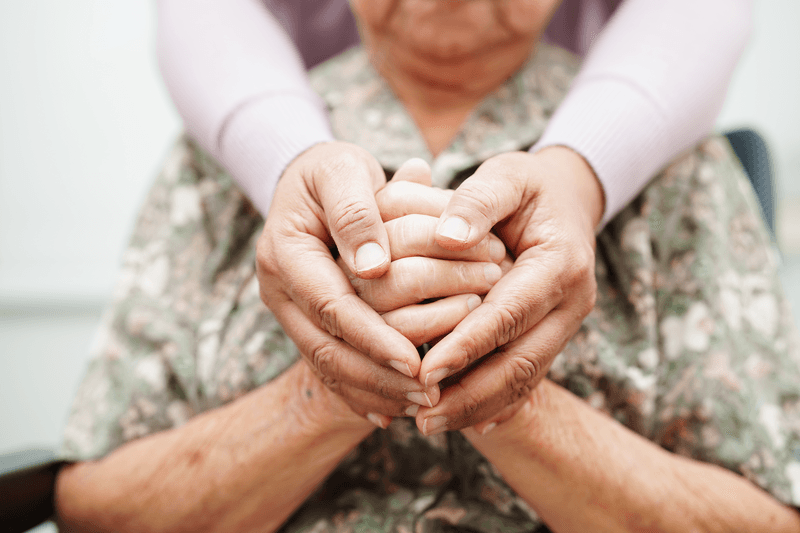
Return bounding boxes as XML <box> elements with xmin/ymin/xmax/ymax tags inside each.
<box><xmin>465</xmin><ymin>380</ymin><xmax>800</xmax><ymax>533</ymax></box>
<box><xmin>55</xmin><ymin>361</ymin><xmax>373</xmax><ymax>533</ymax></box>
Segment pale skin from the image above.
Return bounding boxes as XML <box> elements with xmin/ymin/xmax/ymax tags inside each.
<box><xmin>56</xmin><ymin>0</ymin><xmax>800</xmax><ymax>530</ymax></box>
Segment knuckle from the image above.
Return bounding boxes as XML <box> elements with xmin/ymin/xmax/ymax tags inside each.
<box><xmin>310</xmin><ymin>293</ymin><xmax>349</xmax><ymax>338</ymax></box>
<box><xmin>457</xmin><ymin>179</ymin><xmax>503</xmax><ymax>223</ymax></box>
<box><xmin>564</xmin><ymin>243</ymin><xmax>595</xmax><ymax>286</ymax></box>
<box><xmin>314</xmin><ymin>293</ymin><xmax>375</xmax><ymax>350</ymax></box>
<box><xmin>255</xmin><ymin>236</ymin><xmax>279</xmax><ymax>278</ymax></box>
<box><xmin>503</xmin><ymin>356</ymin><xmax>541</xmax><ymax>402</ymax></box>
<box><xmin>450</xmin><ymin>382</ymin><xmax>483</xmax><ymax>426</ymax></box>
<box><xmin>447</xmin><ymin>329</ymin><xmax>485</xmax><ymax>371</ymax></box>
<box><xmin>310</xmin><ymin>341</ymin><xmax>340</xmax><ymax>380</ymax></box>
<box><xmin>320</xmin><ymin>374</ymin><xmax>342</xmax><ymax>395</ymax></box>
<box><xmin>324</xmin><ymin>149</ymin><xmax>364</xmax><ymax>176</ymax></box>
<box><xmin>330</xmin><ymin>199</ymin><xmax>375</xmax><ymax>236</ymax></box>
<box><xmin>485</xmin><ymin>300</ymin><xmax>529</xmax><ymax>347</ymax></box>
<box><xmin>365</xmin><ymin>373</ymin><xmax>393</xmax><ymax>400</ymax></box>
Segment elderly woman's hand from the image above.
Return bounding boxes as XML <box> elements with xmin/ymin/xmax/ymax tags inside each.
<box><xmin>330</xmin><ymin>159</ymin><xmax>508</xmax><ymax>426</ymax></box>
<box><xmin>414</xmin><ymin>146</ymin><xmax>604</xmax><ymax>434</ymax></box>
<box><xmin>257</xmin><ymin>150</ymin><xmax>505</xmax><ymax>426</ymax></box>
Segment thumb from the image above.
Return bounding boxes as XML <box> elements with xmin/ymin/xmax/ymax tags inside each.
<box><xmin>435</xmin><ymin>152</ymin><xmax>531</xmax><ymax>251</ymax></box>
<box><xmin>312</xmin><ymin>144</ymin><xmax>392</xmax><ymax>279</ymax></box>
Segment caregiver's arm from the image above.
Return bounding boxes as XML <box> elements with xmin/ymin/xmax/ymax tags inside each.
<box><xmin>463</xmin><ymin>380</ymin><xmax>800</xmax><ymax>533</ymax></box>
<box><xmin>157</xmin><ymin>0</ymin><xmax>349</xmax><ymax>215</ymax></box>
<box><xmin>536</xmin><ymin>0</ymin><xmax>753</xmax><ymax>226</ymax></box>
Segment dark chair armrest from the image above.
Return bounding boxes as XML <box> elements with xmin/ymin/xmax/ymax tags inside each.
<box><xmin>0</xmin><ymin>448</ymin><xmax>69</xmax><ymax>533</ymax></box>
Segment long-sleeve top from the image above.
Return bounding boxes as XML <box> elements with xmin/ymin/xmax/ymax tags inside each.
<box><xmin>156</xmin><ymin>0</ymin><xmax>752</xmax><ymax>227</ymax></box>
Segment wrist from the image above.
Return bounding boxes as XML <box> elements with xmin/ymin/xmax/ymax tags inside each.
<box><xmin>535</xmin><ymin>146</ymin><xmax>605</xmax><ymax>232</ymax></box>
<box><xmin>282</xmin><ymin>361</ymin><xmax>375</xmax><ymax>438</ymax></box>
<box><xmin>462</xmin><ymin>379</ymin><xmax>556</xmax><ymax>450</ymax></box>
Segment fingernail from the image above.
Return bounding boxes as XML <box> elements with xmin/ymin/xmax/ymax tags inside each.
<box><xmin>481</xmin><ymin>422</ymin><xmax>497</xmax><ymax>436</ymax></box>
<box><xmin>355</xmin><ymin>242</ymin><xmax>388</xmax><ymax>273</ymax></box>
<box><xmin>423</xmin><ymin>416</ymin><xmax>448</xmax><ymax>436</ymax></box>
<box><xmin>390</xmin><ymin>360</ymin><xmax>414</xmax><ymax>378</ymax></box>
<box><xmin>425</xmin><ymin>385</ymin><xmax>440</xmax><ymax>406</ymax></box>
<box><xmin>407</xmin><ymin>391</ymin><xmax>433</xmax><ymax>408</ymax></box>
<box><xmin>366</xmin><ymin>412</ymin><xmax>388</xmax><ymax>429</ymax></box>
<box><xmin>489</xmin><ymin>239</ymin><xmax>506</xmax><ymax>263</ymax></box>
<box><xmin>438</xmin><ymin>217</ymin><xmax>470</xmax><ymax>242</ymax></box>
<box><xmin>484</xmin><ymin>264</ymin><xmax>502</xmax><ymax>284</ymax></box>
<box><xmin>467</xmin><ymin>295</ymin><xmax>481</xmax><ymax>312</ymax></box>
<box><xmin>425</xmin><ymin>368</ymin><xmax>450</xmax><ymax>388</ymax></box>
<box><xmin>405</xmin><ymin>404</ymin><xmax>420</xmax><ymax>417</ymax></box>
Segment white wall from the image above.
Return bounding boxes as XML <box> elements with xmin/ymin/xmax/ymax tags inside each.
<box><xmin>0</xmin><ymin>1</ymin><xmax>180</xmax><ymax>304</ymax></box>
<box><xmin>716</xmin><ymin>0</ymin><xmax>800</xmax><ymax>200</ymax></box>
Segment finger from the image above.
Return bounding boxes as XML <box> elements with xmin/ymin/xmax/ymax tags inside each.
<box><xmin>415</xmin><ymin>307</ymin><xmax>579</xmax><ymax>434</ymax></box>
<box><xmin>309</xmin><ymin>144</ymin><xmax>393</xmax><ymax>279</ymax></box>
<box><xmin>269</xmin><ymin>291</ymin><xmax>440</xmax><ymax>408</ymax></box>
<box><xmin>418</xmin><ymin>251</ymin><xmax>561</xmax><ymax>387</ymax></box>
<box><xmin>385</xmin><ymin>214</ymin><xmax>506</xmax><ymax>263</ymax></box>
<box><xmin>377</xmin><ymin>180</ymin><xmax>453</xmax><ymax>221</ymax></box>
<box><xmin>304</xmin><ymin>364</ymin><xmax>418</xmax><ymax>426</ymax></box>
<box><xmin>391</xmin><ymin>158</ymin><xmax>432</xmax><ymax>185</ymax></box>
<box><xmin>348</xmin><ymin>257</ymin><xmax>502</xmax><ymax>313</ymax></box>
<box><xmin>259</xmin><ymin>228</ymin><xmax>423</xmax><ymax>377</ymax></box>
<box><xmin>435</xmin><ymin>152</ymin><xmax>533</xmax><ymax>251</ymax></box>
<box><xmin>382</xmin><ymin>294</ymin><xmax>481</xmax><ymax>347</ymax></box>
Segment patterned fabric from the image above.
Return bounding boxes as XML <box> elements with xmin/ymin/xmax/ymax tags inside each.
<box><xmin>61</xmin><ymin>44</ymin><xmax>800</xmax><ymax>531</ymax></box>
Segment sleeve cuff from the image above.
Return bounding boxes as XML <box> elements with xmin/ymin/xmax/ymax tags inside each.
<box><xmin>218</xmin><ymin>93</ymin><xmax>335</xmax><ymax>216</ymax></box>
<box><xmin>532</xmin><ymin>77</ymin><xmax>677</xmax><ymax>229</ymax></box>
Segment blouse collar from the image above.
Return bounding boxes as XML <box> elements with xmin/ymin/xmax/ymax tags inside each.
<box><xmin>309</xmin><ymin>44</ymin><xmax>579</xmax><ymax>189</ymax></box>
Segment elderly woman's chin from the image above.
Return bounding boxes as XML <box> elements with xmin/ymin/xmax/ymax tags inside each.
<box><xmin>351</xmin><ymin>0</ymin><xmax>561</xmax><ymax>63</ymax></box>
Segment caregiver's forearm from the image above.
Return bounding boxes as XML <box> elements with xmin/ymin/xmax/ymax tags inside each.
<box><xmin>464</xmin><ymin>380</ymin><xmax>800</xmax><ymax>533</ymax></box>
<box><xmin>56</xmin><ymin>361</ymin><xmax>374</xmax><ymax>533</ymax></box>
<box><xmin>534</xmin><ymin>0</ymin><xmax>753</xmax><ymax>227</ymax></box>
<box><xmin>156</xmin><ymin>0</ymin><xmax>337</xmax><ymax>215</ymax></box>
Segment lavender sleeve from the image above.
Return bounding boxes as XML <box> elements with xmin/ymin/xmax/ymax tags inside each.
<box><xmin>535</xmin><ymin>0</ymin><xmax>753</xmax><ymax>228</ymax></box>
<box><xmin>156</xmin><ymin>0</ymin><xmax>357</xmax><ymax>215</ymax></box>
<box><xmin>157</xmin><ymin>0</ymin><xmax>752</xmax><ymax>223</ymax></box>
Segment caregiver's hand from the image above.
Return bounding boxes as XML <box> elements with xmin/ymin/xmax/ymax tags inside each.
<box><xmin>415</xmin><ymin>146</ymin><xmax>605</xmax><ymax>435</ymax></box>
<box><xmin>257</xmin><ymin>141</ymin><xmax>430</xmax><ymax>412</ymax></box>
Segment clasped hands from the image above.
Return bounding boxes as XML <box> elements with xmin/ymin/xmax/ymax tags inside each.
<box><xmin>257</xmin><ymin>141</ymin><xmax>603</xmax><ymax>436</ymax></box>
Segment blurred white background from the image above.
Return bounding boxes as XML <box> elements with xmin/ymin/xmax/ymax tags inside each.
<box><xmin>0</xmin><ymin>2</ymin><xmax>799</xmax><ymax>528</ymax></box>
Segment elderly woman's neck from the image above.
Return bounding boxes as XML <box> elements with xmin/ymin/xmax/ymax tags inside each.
<box><xmin>375</xmin><ymin>40</ymin><xmax>535</xmax><ymax>156</ymax></box>
<box><xmin>351</xmin><ymin>0</ymin><xmax>560</xmax><ymax>155</ymax></box>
